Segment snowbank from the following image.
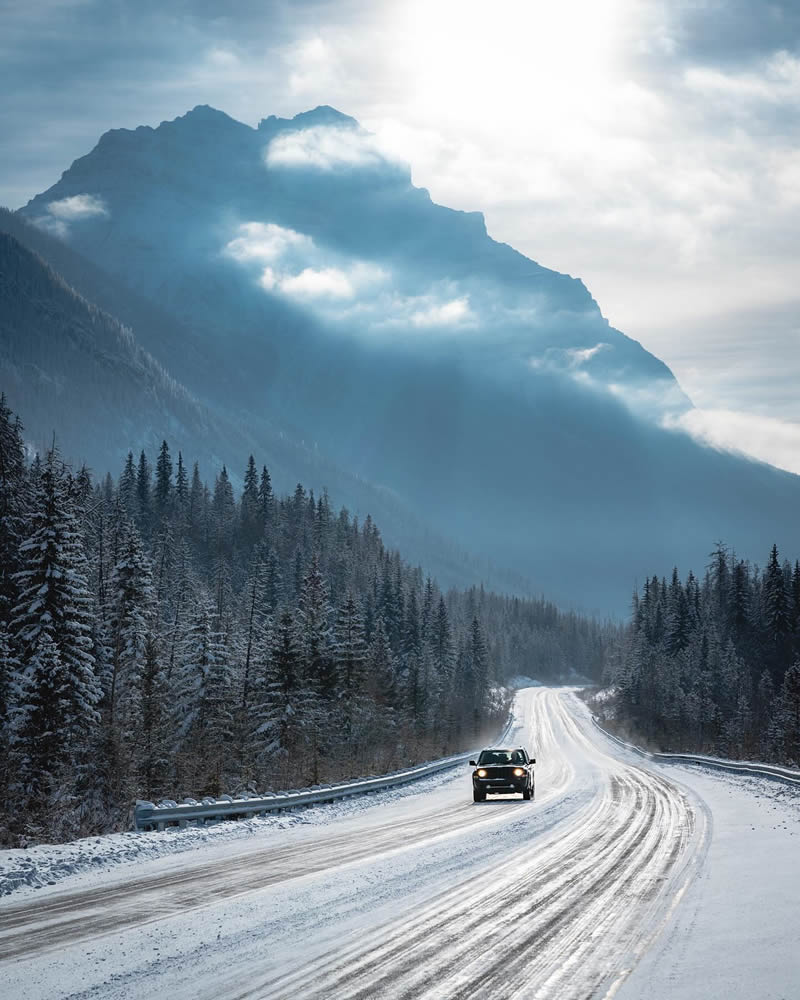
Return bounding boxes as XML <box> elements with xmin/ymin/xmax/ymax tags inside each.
<box><xmin>0</xmin><ymin>764</ymin><xmax>462</xmax><ymax>898</ymax></box>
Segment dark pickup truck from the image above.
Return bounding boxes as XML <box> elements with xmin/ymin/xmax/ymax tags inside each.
<box><xmin>469</xmin><ymin>747</ymin><xmax>535</xmax><ymax>801</ymax></box>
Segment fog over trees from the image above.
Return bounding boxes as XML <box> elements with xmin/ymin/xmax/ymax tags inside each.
<box><xmin>0</xmin><ymin>398</ymin><xmax>612</xmax><ymax>846</ymax></box>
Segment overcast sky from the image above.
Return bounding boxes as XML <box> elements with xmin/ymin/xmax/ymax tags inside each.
<box><xmin>2</xmin><ymin>0</ymin><xmax>799</xmax><ymax>471</ymax></box>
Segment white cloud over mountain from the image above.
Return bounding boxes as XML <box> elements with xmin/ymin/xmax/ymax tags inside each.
<box><xmin>224</xmin><ymin>220</ymin><xmax>481</xmax><ymax>331</ymax></box>
<box><xmin>32</xmin><ymin>193</ymin><xmax>108</xmax><ymax>237</ymax></box>
<box><xmin>266</xmin><ymin>124</ymin><xmax>395</xmax><ymax>171</ymax></box>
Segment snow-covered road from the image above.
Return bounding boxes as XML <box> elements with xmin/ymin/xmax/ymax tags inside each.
<box><xmin>2</xmin><ymin>687</ymin><xmax>797</xmax><ymax>999</ymax></box>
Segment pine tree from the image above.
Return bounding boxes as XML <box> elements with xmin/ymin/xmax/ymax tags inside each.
<box><xmin>154</xmin><ymin>440</ymin><xmax>173</xmax><ymax>522</ymax></box>
<box><xmin>779</xmin><ymin>662</ymin><xmax>800</xmax><ymax>765</ymax></box>
<box><xmin>468</xmin><ymin>617</ymin><xmax>489</xmax><ymax>736</ymax></box>
<box><xmin>367</xmin><ymin>616</ymin><xmax>396</xmax><ymax>709</ymax></box>
<box><xmin>432</xmin><ymin>596</ymin><xmax>455</xmax><ymax>689</ymax></box>
<box><xmin>10</xmin><ymin>633</ymin><xmax>67</xmax><ymax>806</ymax></box>
<box><xmin>264</xmin><ymin>548</ymin><xmax>283</xmax><ymax>612</ymax></box>
<box><xmin>10</xmin><ymin>452</ymin><xmax>101</xmax><ymax>816</ymax></box>
<box><xmin>235</xmin><ymin>552</ymin><xmax>271</xmax><ymax>782</ymax></box>
<box><xmin>334</xmin><ymin>593</ymin><xmax>367</xmax><ymax>703</ymax></box>
<box><xmin>765</xmin><ymin>544</ymin><xmax>789</xmax><ymax>641</ymax></box>
<box><xmin>254</xmin><ymin>608</ymin><xmax>307</xmax><ymax>784</ymax></box>
<box><xmin>299</xmin><ymin>554</ymin><xmax>335</xmax><ymax>699</ymax></box>
<box><xmin>258</xmin><ymin>465</ymin><xmax>274</xmax><ymax>536</ymax></box>
<box><xmin>403</xmin><ymin>587</ymin><xmax>422</xmax><ymax>659</ymax></box>
<box><xmin>0</xmin><ymin>626</ymin><xmax>17</xmax><ymax>823</ymax></box>
<box><xmin>136</xmin><ymin>633</ymin><xmax>169</xmax><ymax>799</ymax></box>
<box><xmin>240</xmin><ymin>456</ymin><xmax>261</xmax><ymax>549</ymax></box>
<box><xmin>175</xmin><ymin>452</ymin><xmax>188</xmax><ymax>512</ymax></box>
<box><xmin>136</xmin><ymin>450</ymin><xmax>152</xmax><ymax>536</ymax></box>
<box><xmin>764</xmin><ymin>543</ymin><xmax>791</xmax><ymax>680</ymax></box>
<box><xmin>0</xmin><ymin>396</ymin><xmax>27</xmax><ymax>628</ymax></box>
<box><xmin>187</xmin><ymin>461</ymin><xmax>204</xmax><ymax>545</ymax></box>
<box><xmin>106</xmin><ymin>523</ymin><xmax>156</xmax><ymax>798</ymax></box>
<box><xmin>119</xmin><ymin>452</ymin><xmax>137</xmax><ymax>522</ymax></box>
<box><xmin>174</xmin><ymin>598</ymin><xmax>230</xmax><ymax>790</ymax></box>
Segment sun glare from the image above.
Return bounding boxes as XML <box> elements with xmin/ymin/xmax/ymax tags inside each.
<box><xmin>390</xmin><ymin>0</ymin><xmax>628</xmax><ymax>129</ymax></box>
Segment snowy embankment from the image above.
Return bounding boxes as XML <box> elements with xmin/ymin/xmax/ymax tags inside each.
<box><xmin>617</xmin><ymin>762</ymin><xmax>800</xmax><ymax>1000</ymax></box>
<box><xmin>565</xmin><ymin>692</ymin><xmax>800</xmax><ymax>1000</ymax></box>
<box><xmin>0</xmin><ymin>764</ymin><xmax>463</xmax><ymax>898</ymax></box>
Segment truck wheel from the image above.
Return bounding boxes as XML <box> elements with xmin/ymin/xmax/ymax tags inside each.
<box><xmin>522</xmin><ymin>785</ymin><xmax>531</xmax><ymax>800</ymax></box>
<box><xmin>473</xmin><ymin>789</ymin><xmax>486</xmax><ymax>802</ymax></box>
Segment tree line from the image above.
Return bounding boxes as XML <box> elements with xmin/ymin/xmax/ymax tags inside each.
<box><xmin>0</xmin><ymin>396</ymin><xmax>614</xmax><ymax>845</ymax></box>
<box><xmin>606</xmin><ymin>542</ymin><xmax>800</xmax><ymax>764</ymax></box>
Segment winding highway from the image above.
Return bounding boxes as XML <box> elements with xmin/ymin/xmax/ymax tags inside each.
<box><xmin>0</xmin><ymin>688</ymin><xmax>708</xmax><ymax>999</ymax></box>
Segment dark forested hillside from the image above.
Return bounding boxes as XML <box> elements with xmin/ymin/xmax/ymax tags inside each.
<box><xmin>0</xmin><ymin>398</ymin><xmax>615</xmax><ymax>846</ymax></box>
<box><xmin>0</xmin><ymin>213</ymin><xmax>547</xmax><ymax>599</ymax></box>
<box><xmin>602</xmin><ymin>544</ymin><xmax>800</xmax><ymax>765</ymax></box>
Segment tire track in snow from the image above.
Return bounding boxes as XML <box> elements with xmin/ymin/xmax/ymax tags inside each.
<box><xmin>0</xmin><ymin>799</ymin><xmax>526</xmax><ymax>962</ymax></box>
<box><xmin>216</xmin><ymin>690</ymin><xmax>703</xmax><ymax>1000</ymax></box>
<box><xmin>0</xmin><ymin>688</ymin><xmax>704</xmax><ymax>1000</ymax></box>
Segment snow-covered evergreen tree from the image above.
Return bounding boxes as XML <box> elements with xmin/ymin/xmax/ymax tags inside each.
<box><xmin>108</xmin><ymin>520</ymin><xmax>155</xmax><ymax>745</ymax></box>
<box><xmin>9</xmin><ymin>451</ymin><xmax>101</xmax><ymax>823</ymax></box>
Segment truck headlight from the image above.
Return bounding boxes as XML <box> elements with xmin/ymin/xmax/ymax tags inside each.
<box><xmin>476</xmin><ymin>769</ymin><xmax>487</xmax><ymax>777</ymax></box>
<box><xmin>513</xmin><ymin>768</ymin><xmax>524</xmax><ymax>776</ymax></box>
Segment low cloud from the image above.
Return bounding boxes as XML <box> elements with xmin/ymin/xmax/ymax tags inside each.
<box><xmin>33</xmin><ymin>193</ymin><xmax>108</xmax><ymax>238</ymax></box>
<box><xmin>278</xmin><ymin>266</ymin><xmax>355</xmax><ymax>299</ymax></box>
<box><xmin>226</xmin><ymin>221</ymin><xmax>480</xmax><ymax>333</ymax></box>
<box><xmin>225</xmin><ymin>221</ymin><xmax>313</xmax><ymax>263</ymax></box>
<box><xmin>225</xmin><ymin>221</ymin><xmax>386</xmax><ymax>304</ymax></box>
<box><xmin>665</xmin><ymin>408</ymin><xmax>800</xmax><ymax>475</ymax></box>
<box><xmin>529</xmin><ymin>343</ymin><xmax>610</xmax><ymax>373</ymax></box>
<box><xmin>564</xmin><ymin>343</ymin><xmax>611</xmax><ymax>366</ymax></box>
<box><xmin>410</xmin><ymin>297</ymin><xmax>473</xmax><ymax>328</ymax></box>
<box><xmin>266</xmin><ymin>124</ymin><xmax>396</xmax><ymax>171</ymax></box>
<box><xmin>47</xmin><ymin>193</ymin><xmax>108</xmax><ymax>220</ymax></box>
<box><xmin>529</xmin><ymin>343</ymin><xmax>688</xmax><ymax>420</ymax></box>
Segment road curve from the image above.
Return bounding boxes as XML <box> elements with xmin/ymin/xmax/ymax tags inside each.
<box><xmin>215</xmin><ymin>690</ymin><xmax>704</xmax><ymax>1000</ymax></box>
<box><xmin>0</xmin><ymin>688</ymin><xmax>707</xmax><ymax>1000</ymax></box>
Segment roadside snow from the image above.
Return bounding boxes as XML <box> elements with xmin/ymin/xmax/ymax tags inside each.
<box><xmin>0</xmin><ymin>764</ymin><xmax>465</xmax><ymax>899</ymax></box>
<box><xmin>617</xmin><ymin>759</ymin><xmax>800</xmax><ymax>1000</ymax></box>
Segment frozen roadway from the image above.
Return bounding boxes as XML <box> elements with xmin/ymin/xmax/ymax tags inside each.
<box><xmin>2</xmin><ymin>687</ymin><xmax>798</xmax><ymax>1000</ymax></box>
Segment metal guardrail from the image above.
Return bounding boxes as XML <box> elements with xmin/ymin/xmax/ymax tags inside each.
<box><xmin>134</xmin><ymin>753</ymin><xmax>474</xmax><ymax>831</ymax></box>
<box><xmin>592</xmin><ymin>716</ymin><xmax>800</xmax><ymax>787</ymax></box>
<box><xmin>134</xmin><ymin>716</ymin><xmax>517</xmax><ymax>831</ymax></box>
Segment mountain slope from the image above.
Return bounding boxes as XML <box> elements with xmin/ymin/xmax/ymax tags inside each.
<box><xmin>0</xmin><ymin>225</ymin><xmax>532</xmax><ymax>596</ymax></box>
<box><xmin>0</xmin><ymin>230</ymin><xmax>221</xmax><ymax>468</ymax></box>
<box><xmin>15</xmin><ymin>106</ymin><xmax>800</xmax><ymax>610</ymax></box>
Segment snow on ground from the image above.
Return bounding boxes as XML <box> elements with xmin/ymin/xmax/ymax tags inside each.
<box><xmin>0</xmin><ymin>763</ymin><xmax>469</xmax><ymax>899</ymax></box>
<box><xmin>616</xmin><ymin>762</ymin><xmax>800</xmax><ymax>1000</ymax></box>
<box><xmin>3</xmin><ymin>689</ymin><xmax>799</xmax><ymax>1000</ymax></box>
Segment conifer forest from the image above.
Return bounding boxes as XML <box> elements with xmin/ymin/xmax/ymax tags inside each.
<box><xmin>606</xmin><ymin>544</ymin><xmax>800</xmax><ymax>765</ymax></box>
<box><xmin>0</xmin><ymin>398</ymin><xmax>612</xmax><ymax>845</ymax></box>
